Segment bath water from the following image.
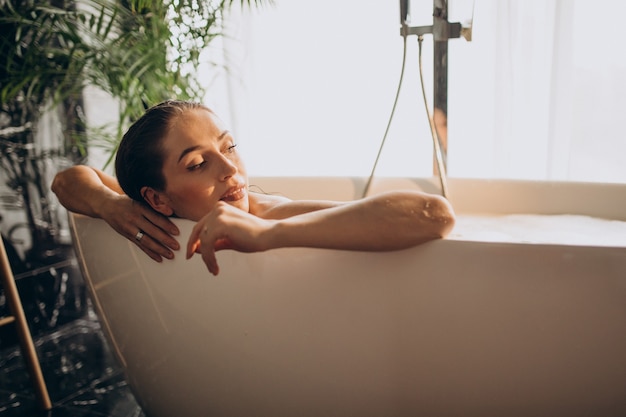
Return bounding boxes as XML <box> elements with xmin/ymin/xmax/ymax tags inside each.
<box><xmin>449</xmin><ymin>214</ymin><xmax>626</xmax><ymax>247</ymax></box>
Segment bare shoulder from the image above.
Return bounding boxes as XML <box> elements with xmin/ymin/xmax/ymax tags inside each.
<box><xmin>248</xmin><ymin>192</ymin><xmax>292</xmax><ymax>218</ymax></box>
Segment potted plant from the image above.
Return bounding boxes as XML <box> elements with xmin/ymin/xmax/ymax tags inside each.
<box><xmin>0</xmin><ymin>0</ymin><xmax>267</xmax><ymax>335</ymax></box>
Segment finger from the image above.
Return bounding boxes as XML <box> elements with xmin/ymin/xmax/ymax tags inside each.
<box><xmin>141</xmin><ymin>207</ymin><xmax>180</xmax><ymax>236</ymax></box>
<box><xmin>186</xmin><ymin>235</ymin><xmax>199</xmax><ymax>259</ymax></box>
<box><xmin>196</xmin><ymin>227</ymin><xmax>219</xmax><ymax>275</ymax></box>
<box><xmin>137</xmin><ymin>220</ymin><xmax>180</xmax><ymax>252</ymax></box>
<box><xmin>186</xmin><ymin>235</ymin><xmax>201</xmax><ymax>259</ymax></box>
<box><xmin>201</xmin><ymin>247</ymin><xmax>219</xmax><ymax>276</ymax></box>
<box><xmin>125</xmin><ymin>219</ymin><xmax>177</xmax><ymax>259</ymax></box>
<box><xmin>187</xmin><ymin>240</ymin><xmax>200</xmax><ymax>259</ymax></box>
<box><xmin>186</xmin><ymin>222</ymin><xmax>206</xmax><ymax>258</ymax></box>
<box><xmin>133</xmin><ymin>239</ymin><xmax>164</xmax><ymax>262</ymax></box>
<box><xmin>135</xmin><ymin>233</ymin><xmax>175</xmax><ymax>260</ymax></box>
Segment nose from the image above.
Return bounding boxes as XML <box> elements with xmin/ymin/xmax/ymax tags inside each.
<box><xmin>218</xmin><ymin>154</ymin><xmax>238</xmax><ymax>181</ymax></box>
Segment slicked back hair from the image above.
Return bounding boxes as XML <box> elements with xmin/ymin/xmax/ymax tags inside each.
<box><xmin>115</xmin><ymin>100</ymin><xmax>211</xmax><ymax>203</ymax></box>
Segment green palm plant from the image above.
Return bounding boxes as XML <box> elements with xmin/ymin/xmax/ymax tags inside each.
<box><xmin>0</xmin><ymin>0</ymin><xmax>268</xmax><ymax>266</ymax></box>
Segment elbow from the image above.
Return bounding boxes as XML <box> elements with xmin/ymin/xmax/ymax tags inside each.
<box><xmin>435</xmin><ymin>195</ymin><xmax>456</xmax><ymax>238</ymax></box>
<box><xmin>51</xmin><ymin>170</ymin><xmax>65</xmax><ymax>196</ymax></box>
<box><xmin>421</xmin><ymin>194</ymin><xmax>456</xmax><ymax>240</ymax></box>
<box><xmin>51</xmin><ymin>167</ymin><xmax>76</xmax><ymax>197</ymax></box>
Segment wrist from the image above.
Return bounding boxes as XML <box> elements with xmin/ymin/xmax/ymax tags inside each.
<box><xmin>261</xmin><ymin>219</ymin><xmax>288</xmax><ymax>251</ymax></box>
<box><xmin>94</xmin><ymin>191</ymin><xmax>126</xmax><ymax>220</ymax></box>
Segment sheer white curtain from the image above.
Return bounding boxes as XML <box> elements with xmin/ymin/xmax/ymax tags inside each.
<box><xmin>450</xmin><ymin>0</ymin><xmax>626</xmax><ymax>183</ymax></box>
<box><xmin>206</xmin><ymin>0</ymin><xmax>626</xmax><ymax>183</ymax></box>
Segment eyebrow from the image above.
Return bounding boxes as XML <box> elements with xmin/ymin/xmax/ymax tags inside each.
<box><xmin>177</xmin><ymin>130</ymin><xmax>230</xmax><ymax>163</ymax></box>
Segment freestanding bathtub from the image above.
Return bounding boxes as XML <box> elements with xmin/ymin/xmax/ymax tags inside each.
<box><xmin>69</xmin><ymin>177</ymin><xmax>626</xmax><ymax>417</ymax></box>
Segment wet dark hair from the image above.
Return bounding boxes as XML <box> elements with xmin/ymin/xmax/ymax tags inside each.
<box><xmin>115</xmin><ymin>100</ymin><xmax>211</xmax><ymax>202</ymax></box>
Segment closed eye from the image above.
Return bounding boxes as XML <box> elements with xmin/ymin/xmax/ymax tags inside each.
<box><xmin>225</xmin><ymin>143</ymin><xmax>237</xmax><ymax>154</ymax></box>
<box><xmin>187</xmin><ymin>161</ymin><xmax>207</xmax><ymax>171</ymax></box>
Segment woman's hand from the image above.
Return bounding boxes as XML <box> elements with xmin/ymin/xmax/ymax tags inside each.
<box><xmin>51</xmin><ymin>165</ymin><xmax>180</xmax><ymax>261</ymax></box>
<box><xmin>100</xmin><ymin>194</ymin><xmax>180</xmax><ymax>262</ymax></box>
<box><xmin>186</xmin><ymin>202</ymin><xmax>273</xmax><ymax>275</ymax></box>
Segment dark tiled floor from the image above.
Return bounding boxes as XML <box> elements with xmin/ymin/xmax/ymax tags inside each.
<box><xmin>1</xmin><ymin>245</ymin><xmax>144</xmax><ymax>417</ymax></box>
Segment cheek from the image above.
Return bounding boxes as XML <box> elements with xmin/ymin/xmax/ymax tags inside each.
<box><xmin>168</xmin><ymin>180</ymin><xmax>218</xmax><ymax>209</ymax></box>
<box><xmin>171</xmin><ymin>192</ymin><xmax>216</xmax><ymax>221</ymax></box>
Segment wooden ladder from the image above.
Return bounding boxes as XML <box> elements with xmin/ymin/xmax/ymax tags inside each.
<box><xmin>0</xmin><ymin>237</ymin><xmax>52</xmax><ymax>410</ymax></box>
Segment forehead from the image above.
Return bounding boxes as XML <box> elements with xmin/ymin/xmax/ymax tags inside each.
<box><xmin>158</xmin><ymin>109</ymin><xmax>227</xmax><ymax>169</ymax></box>
<box><xmin>162</xmin><ymin>109</ymin><xmax>225</xmax><ymax>149</ymax></box>
<box><xmin>170</xmin><ymin>108</ymin><xmax>223</xmax><ymax>138</ymax></box>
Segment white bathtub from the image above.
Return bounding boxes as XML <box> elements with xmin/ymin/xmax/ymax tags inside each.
<box><xmin>69</xmin><ymin>177</ymin><xmax>626</xmax><ymax>417</ymax></box>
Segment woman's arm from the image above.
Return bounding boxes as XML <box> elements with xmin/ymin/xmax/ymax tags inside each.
<box><xmin>248</xmin><ymin>192</ymin><xmax>344</xmax><ymax>219</ymax></box>
<box><xmin>52</xmin><ymin>165</ymin><xmax>180</xmax><ymax>261</ymax></box>
<box><xmin>52</xmin><ymin>165</ymin><xmax>123</xmax><ymax>216</ymax></box>
<box><xmin>265</xmin><ymin>190</ymin><xmax>455</xmax><ymax>250</ymax></box>
<box><xmin>188</xmin><ymin>190</ymin><xmax>455</xmax><ymax>275</ymax></box>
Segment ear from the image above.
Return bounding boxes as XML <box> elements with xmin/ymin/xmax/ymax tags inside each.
<box><xmin>141</xmin><ymin>186</ymin><xmax>174</xmax><ymax>216</ymax></box>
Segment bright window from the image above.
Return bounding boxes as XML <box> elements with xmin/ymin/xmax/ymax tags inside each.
<box><xmin>203</xmin><ymin>0</ymin><xmax>626</xmax><ymax>182</ymax></box>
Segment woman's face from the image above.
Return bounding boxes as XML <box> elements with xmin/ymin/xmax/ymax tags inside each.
<box><xmin>144</xmin><ymin>108</ymin><xmax>249</xmax><ymax>221</ymax></box>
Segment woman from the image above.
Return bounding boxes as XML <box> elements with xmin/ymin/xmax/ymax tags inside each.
<box><xmin>52</xmin><ymin>100</ymin><xmax>455</xmax><ymax>275</ymax></box>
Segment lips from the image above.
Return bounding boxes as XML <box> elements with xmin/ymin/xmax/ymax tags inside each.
<box><xmin>220</xmin><ymin>185</ymin><xmax>246</xmax><ymax>202</ymax></box>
